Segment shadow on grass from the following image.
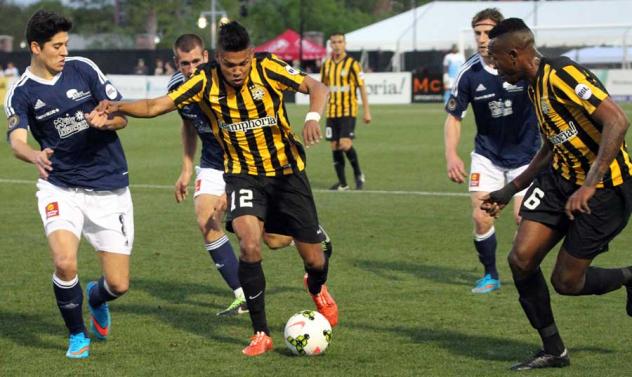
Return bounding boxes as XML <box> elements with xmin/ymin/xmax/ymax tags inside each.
<box><xmin>352</xmin><ymin>322</ymin><xmax>613</xmax><ymax>362</ymax></box>
<box><xmin>355</xmin><ymin>259</ymin><xmax>479</xmax><ymax>286</ymax></box>
<box><xmin>0</xmin><ymin>310</ymin><xmax>61</xmax><ymax>350</ymax></box>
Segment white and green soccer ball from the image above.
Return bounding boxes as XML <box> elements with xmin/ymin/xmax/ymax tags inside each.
<box><xmin>284</xmin><ymin>310</ymin><xmax>332</xmax><ymax>356</ymax></box>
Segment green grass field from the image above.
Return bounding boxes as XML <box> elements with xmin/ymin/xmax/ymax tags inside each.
<box><xmin>2</xmin><ymin>103</ymin><xmax>632</xmax><ymax>376</ymax></box>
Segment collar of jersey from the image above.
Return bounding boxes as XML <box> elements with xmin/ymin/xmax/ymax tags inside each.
<box><xmin>477</xmin><ymin>55</ymin><xmax>498</xmax><ymax>76</ymax></box>
<box><xmin>25</xmin><ymin>67</ymin><xmax>62</xmax><ymax>86</ymax></box>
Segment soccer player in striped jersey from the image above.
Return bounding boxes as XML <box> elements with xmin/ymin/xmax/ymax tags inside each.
<box><xmin>167</xmin><ymin>34</ymin><xmax>247</xmax><ymax>317</ymax></box>
<box><xmin>5</xmin><ymin>10</ymin><xmax>132</xmax><ymax>359</ymax></box>
<box><xmin>94</xmin><ymin>21</ymin><xmax>337</xmax><ymax>356</ymax></box>
<box><xmin>443</xmin><ymin>8</ymin><xmax>540</xmax><ymax>294</ymax></box>
<box><xmin>321</xmin><ymin>33</ymin><xmax>371</xmax><ymax>191</ymax></box>
<box><xmin>485</xmin><ymin>18</ymin><xmax>632</xmax><ymax>370</ymax></box>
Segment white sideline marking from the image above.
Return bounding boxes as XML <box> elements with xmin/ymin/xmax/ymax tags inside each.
<box><xmin>0</xmin><ymin>178</ymin><xmax>469</xmax><ymax>197</ymax></box>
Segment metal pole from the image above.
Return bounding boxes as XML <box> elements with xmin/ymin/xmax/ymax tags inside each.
<box><xmin>299</xmin><ymin>0</ymin><xmax>304</xmax><ymax>68</ymax></box>
<box><xmin>412</xmin><ymin>0</ymin><xmax>416</xmax><ymax>51</ymax></box>
<box><xmin>211</xmin><ymin>0</ymin><xmax>217</xmax><ymax>51</ymax></box>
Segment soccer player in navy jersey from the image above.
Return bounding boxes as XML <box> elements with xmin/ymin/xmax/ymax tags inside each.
<box><xmin>168</xmin><ymin>34</ymin><xmax>247</xmax><ymax>317</ymax></box>
<box><xmin>5</xmin><ymin>10</ymin><xmax>132</xmax><ymax>359</ymax></box>
<box><xmin>442</xmin><ymin>8</ymin><xmax>540</xmax><ymax>294</ymax></box>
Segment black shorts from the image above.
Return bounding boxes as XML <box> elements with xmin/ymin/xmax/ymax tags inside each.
<box><xmin>519</xmin><ymin>169</ymin><xmax>632</xmax><ymax>259</ymax></box>
<box><xmin>224</xmin><ymin>171</ymin><xmax>324</xmax><ymax>243</ymax></box>
<box><xmin>325</xmin><ymin>116</ymin><xmax>356</xmax><ymax>141</ymax></box>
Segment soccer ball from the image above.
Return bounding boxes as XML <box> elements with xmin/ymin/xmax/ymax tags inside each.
<box><xmin>284</xmin><ymin>310</ymin><xmax>332</xmax><ymax>356</ymax></box>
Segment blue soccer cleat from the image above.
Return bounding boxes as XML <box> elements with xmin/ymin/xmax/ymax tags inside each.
<box><xmin>87</xmin><ymin>281</ymin><xmax>111</xmax><ymax>340</ymax></box>
<box><xmin>66</xmin><ymin>332</ymin><xmax>90</xmax><ymax>359</ymax></box>
<box><xmin>471</xmin><ymin>274</ymin><xmax>500</xmax><ymax>294</ymax></box>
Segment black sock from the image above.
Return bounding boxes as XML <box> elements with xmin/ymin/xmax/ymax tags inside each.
<box><xmin>305</xmin><ymin>255</ymin><xmax>329</xmax><ymax>296</ymax></box>
<box><xmin>514</xmin><ymin>268</ymin><xmax>564</xmax><ymax>355</ymax></box>
<box><xmin>89</xmin><ymin>276</ymin><xmax>119</xmax><ymax>308</ymax></box>
<box><xmin>344</xmin><ymin>147</ymin><xmax>362</xmax><ymax>177</ymax></box>
<box><xmin>332</xmin><ymin>150</ymin><xmax>347</xmax><ymax>186</ymax></box>
<box><xmin>52</xmin><ymin>274</ymin><xmax>86</xmax><ymax>336</ymax></box>
<box><xmin>238</xmin><ymin>259</ymin><xmax>269</xmax><ymax>335</ymax></box>
<box><xmin>474</xmin><ymin>228</ymin><xmax>498</xmax><ymax>279</ymax></box>
<box><xmin>577</xmin><ymin>266</ymin><xmax>628</xmax><ymax>295</ymax></box>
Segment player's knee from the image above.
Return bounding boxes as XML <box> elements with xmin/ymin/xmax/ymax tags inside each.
<box><xmin>196</xmin><ymin>214</ymin><xmax>218</xmax><ymax>235</ymax></box>
<box><xmin>239</xmin><ymin>238</ymin><xmax>261</xmax><ymax>258</ymax></box>
<box><xmin>105</xmin><ymin>278</ymin><xmax>129</xmax><ymax>296</ymax></box>
<box><xmin>507</xmin><ymin>248</ymin><xmax>537</xmax><ymax>276</ymax></box>
<box><xmin>551</xmin><ymin>273</ymin><xmax>581</xmax><ymax>295</ymax></box>
<box><xmin>472</xmin><ymin>210</ymin><xmax>494</xmax><ymax>231</ymax></box>
<box><xmin>53</xmin><ymin>256</ymin><xmax>77</xmax><ymax>279</ymax></box>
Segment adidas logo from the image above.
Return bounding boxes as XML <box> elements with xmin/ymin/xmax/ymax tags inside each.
<box><xmin>34</xmin><ymin>99</ymin><xmax>46</xmax><ymax>110</ymax></box>
<box><xmin>475</xmin><ymin>84</ymin><xmax>487</xmax><ymax>92</ymax></box>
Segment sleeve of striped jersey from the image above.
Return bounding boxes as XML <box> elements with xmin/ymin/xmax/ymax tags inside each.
<box><xmin>549</xmin><ymin>64</ymin><xmax>608</xmax><ymax>114</ymax></box>
<box><xmin>73</xmin><ymin>57</ymin><xmax>123</xmax><ymax>102</ymax></box>
<box><xmin>320</xmin><ymin>63</ymin><xmax>325</xmax><ymax>83</ymax></box>
<box><xmin>167</xmin><ymin>71</ymin><xmax>206</xmax><ymax>109</ymax></box>
<box><xmin>445</xmin><ymin>71</ymin><xmax>471</xmax><ymax>119</ymax></box>
<box><xmin>264</xmin><ymin>55</ymin><xmax>306</xmax><ymax>92</ymax></box>
<box><xmin>5</xmin><ymin>87</ymin><xmax>29</xmax><ymax>136</ymax></box>
<box><xmin>351</xmin><ymin>61</ymin><xmax>365</xmax><ymax>86</ymax></box>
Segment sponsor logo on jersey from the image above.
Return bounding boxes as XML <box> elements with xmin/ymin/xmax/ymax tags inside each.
<box><xmin>285</xmin><ymin>65</ymin><xmax>299</xmax><ymax>75</ymax></box>
<box><xmin>574</xmin><ymin>83</ymin><xmax>592</xmax><ymax>100</ymax></box>
<box><xmin>35</xmin><ymin>108</ymin><xmax>60</xmax><ymax>120</ymax></box>
<box><xmin>7</xmin><ymin>114</ymin><xmax>20</xmax><ymax>130</ymax></box>
<box><xmin>53</xmin><ymin>110</ymin><xmax>89</xmax><ymax>138</ymax></box>
<box><xmin>34</xmin><ymin>99</ymin><xmax>46</xmax><ymax>110</ymax></box>
<box><xmin>475</xmin><ymin>83</ymin><xmax>487</xmax><ymax>92</ymax></box>
<box><xmin>220</xmin><ymin>116</ymin><xmax>277</xmax><ymax>132</ymax></box>
<box><xmin>502</xmin><ymin>82</ymin><xmax>524</xmax><ymax>92</ymax></box>
<box><xmin>105</xmin><ymin>83</ymin><xmax>118</xmax><ymax>100</ymax></box>
<box><xmin>474</xmin><ymin>93</ymin><xmax>495</xmax><ymax>101</ymax></box>
<box><xmin>488</xmin><ymin>99</ymin><xmax>513</xmax><ymax>118</ymax></box>
<box><xmin>250</xmin><ymin>85</ymin><xmax>266</xmax><ymax>101</ymax></box>
<box><xmin>548</xmin><ymin>121</ymin><xmax>578</xmax><ymax>145</ymax></box>
<box><xmin>469</xmin><ymin>173</ymin><xmax>480</xmax><ymax>187</ymax></box>
<box><xmin>66</xmin><ymin>88</ymin><xmax>91</xmax><ymax>102</ymax></box>
<box><xmin>45</xmin><ymin>202</ymin><xmax>60</xmax><ymax>219</ymax></box>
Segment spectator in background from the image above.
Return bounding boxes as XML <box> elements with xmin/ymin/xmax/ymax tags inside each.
<box><xmin>164</xmin><ymin>61</ymin><xmax>176</xmax><ymax>76</ymax></box>
<box><xmin>442</xmin><ymin>44</ymin><xmax>465</xmax><ymax>104</ymax></box>
<box><xmin>154</xmin><ymin>58</ymin><xmax>164</xmax><ymax>75</ymax></box>
<box><xmin>133</xmin><ymin>58</ymin><xmax>148</xmax><ymax>75</ymax></box>
<box><xmin>4</xmin><ymin>62</ymin><xmax>19</xmax><ymax>77</ymax></box>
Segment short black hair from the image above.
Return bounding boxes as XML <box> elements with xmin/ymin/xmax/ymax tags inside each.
<box><xmin>471</xmin><ymin>8</ymin><xmax>503</xmax><ymax>28</ymax></box>
<box><xmin>174</xmin><ymin>33</ymin><xmax>204</xmax><ymax>54</ymax></box>
<box><xmin>489</xmin><ymin>18</ymin><xmax>532</xmax><ymax>39</ymax></box>
<box><xmin>217</xmin><ymin>21</ymin><xmax>250</xmax><ymax>52</ymax></box>
<box><xmin>26</xmin><ymin>10</ymin><xmax>72</xmax><ymax>46</ymax></box>
<box><xmin>329</xmin><ymin>32</ymin><xmax>345</xmax><ymax>40</ymax></box>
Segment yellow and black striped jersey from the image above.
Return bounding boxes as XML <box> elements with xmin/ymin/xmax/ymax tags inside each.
<box><xmin>168</xmin><ymin>53</ymin><xmax>307</xmax><ymax>176</ymax></box>
<box><xmin>529</xmin><ymin>56</ymin><xmax>632</xmax><ymax>187</ymax></box>
<box><xmin>320</xmin><ymin>54</ymin><xmax>364</xmax><ymax>118</ymax></box>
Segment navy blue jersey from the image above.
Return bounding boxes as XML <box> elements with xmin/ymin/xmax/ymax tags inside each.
<box><xmin>446</xmin><ymin>54</ymin><xmax>540</xmax><ymax>168</ymax></box>
<box><xmin>5</xmin><ymin>57</ymin><xmax>128</xmax><ymax>190</ymax></box>
<box><xmin>167</xmin><ymin>72</ymin><xmax>223</xmax><ymax>170</ymax></box>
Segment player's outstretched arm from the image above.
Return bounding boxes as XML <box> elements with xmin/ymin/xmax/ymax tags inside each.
<box><xmin>443</xmin><ymin>114</ymin><xmax>466</xmax><ymax>183</ymax></box>
<box><xmin>298</xmin><ymin>76</ymin><xmax>329</xmax><ymax>146</ymax></box>
<box><xmin>9</xmin><ymin>129</ymin><xmax>54</xmax><ymax>179</ymax></box>
<box><xmin>565</xmin><ymin>98</ymin><xmax>630</xmax><ymax>219</ymax></box>
<box><xmin>102</xmin><ymin>95</ymin><xmax>177</xmax><ymax>119</ymax></box>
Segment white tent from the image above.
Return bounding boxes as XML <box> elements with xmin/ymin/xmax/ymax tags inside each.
<box><xmin>563</xmin><ymin>46</ymin><xmax>632</xmax><ymax>66</ymax></box>
<box><xmin>346</xmin><ymin>1</ymin><xmax>632</xmax><ymax>54</ymax></box>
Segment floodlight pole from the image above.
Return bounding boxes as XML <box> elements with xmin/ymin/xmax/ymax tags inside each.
<box><xmin>211</xmin><ymin>0</ymin><xmax>217</xmax><ymax>51</ymax></box>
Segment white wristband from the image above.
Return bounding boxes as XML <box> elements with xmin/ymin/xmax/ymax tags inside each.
<box><xmin>305</xmin><ymin>112</ymin><xmax>321</xmax><ymax>123</ymax></box>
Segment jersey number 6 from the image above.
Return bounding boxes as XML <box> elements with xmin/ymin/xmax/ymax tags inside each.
<box><xmin>523</xmin><ymin>187</ymin><xmax>545</xmax><ymax>210</ymax></box>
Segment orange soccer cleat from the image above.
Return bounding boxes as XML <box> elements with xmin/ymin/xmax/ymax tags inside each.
<box><xmin>242</xmin><ymin>331</ymin><xmax>273</xmax><ymax>356</ymax></box>
<box><xmin>311</xmin><ymin>284</ymin><xmax>338</xmax><ymax>327</ymax></box>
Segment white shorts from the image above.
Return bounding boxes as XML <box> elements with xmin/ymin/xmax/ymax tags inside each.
<box><xmin>36</xmin><ymin>179</ymin><xmax>134</xmax><ymax>254</ymax></box>
<box><xmin>194</xmin><ymin>166</ymin><xmax>226</xmax><ymax>198</ymax></box>
<box><xmin>468</xmin><ymin>152</ymin><xmax>529</xmax><ymax>197</ymax></box>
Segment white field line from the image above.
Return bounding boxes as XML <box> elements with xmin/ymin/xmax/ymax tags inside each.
<box><xmin>0</xmin><ymin>178</ymin><xmax>469</xmax><ymax>197</ymax></box>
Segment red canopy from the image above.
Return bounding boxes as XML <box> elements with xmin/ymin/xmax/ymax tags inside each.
<box><xmin>255</xmin><ymin>29</ymin><xmax>326</xmax><ymax>61</ymax></box>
